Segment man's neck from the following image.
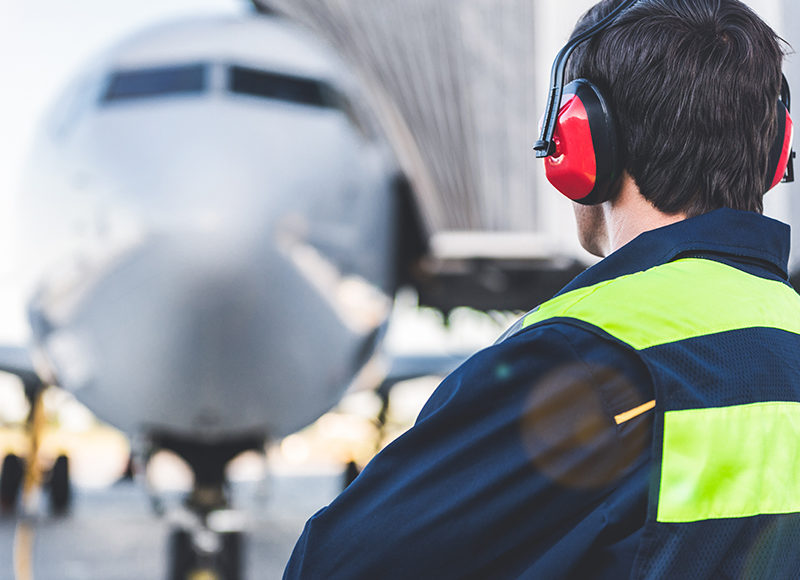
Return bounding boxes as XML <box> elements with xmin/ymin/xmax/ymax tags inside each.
<box><xmin>601</xmin><ymin>175</ymin><xmax>686</xmax><ymax>254</ymax></box>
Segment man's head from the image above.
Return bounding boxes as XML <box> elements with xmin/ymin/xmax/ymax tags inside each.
<box><xmin>567</xmin><ymin>0</ymin><xmax>786</xmax><ymax>218</ymax></box>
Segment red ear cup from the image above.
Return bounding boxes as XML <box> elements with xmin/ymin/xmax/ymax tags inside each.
<box><xmin>544</xmin><ymin>79</ymin><xmax>620</xmax><ymax>205</ymax></box>
<box><xmin>766</xmin><ymin>101</ymin><xmax>794</xmax><ymax>191</ymax></box>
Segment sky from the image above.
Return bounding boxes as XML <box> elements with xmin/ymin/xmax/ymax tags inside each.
<box><xmin>0</xmin><ymin>0</ymin><xmax>247</xmax><ymax>339</ymax></box>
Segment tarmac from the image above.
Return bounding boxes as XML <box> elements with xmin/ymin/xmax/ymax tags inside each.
<box><xmin>0</xmin><ymin>472</ymin><xmax>342</xmax><ymax>580</ymax></box>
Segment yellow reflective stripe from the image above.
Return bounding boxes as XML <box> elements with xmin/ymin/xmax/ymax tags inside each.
<box><xmin>658</xmin><ymin>401</ymin><xmax>800</xmax><ymax>523</ymax></box>
<box><xmin>614</xmin><ymin>399</ymin><xmax>656</xmax><ymax>425</ymax></box>
<box><xmin>522</xmin><ymin>258</ymin><xmax>800</xmax><ymax>350</ymax></box>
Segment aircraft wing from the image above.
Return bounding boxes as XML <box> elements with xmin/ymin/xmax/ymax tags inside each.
<box><xmin>375</xmin><ymin>352</ymin><xmax>469</xmax><ymax>400</ymax></box>
<box><xmin>0</xmin><ymin>345</ymin><xmax>42</xmax><ymax>388</ymax></box>
<box><xmin>384</xmin><ymin>353</ymin><xmax>466</xmax><ymax>386</ymax></box>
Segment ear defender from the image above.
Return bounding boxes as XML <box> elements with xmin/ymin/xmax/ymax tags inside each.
<box><xmin>766</xmin><ymin>101</ymin><xmax>794</xmax><ymax>191</ymax></box>
<box><xmin>543</xmin><ymin>79</ymin><xmax>620</xmax><ymax>205</ymax></box>
<box><xmin>534</xmin><ymin>0</ymin><xmax>638</xmax><ymax>205</ymax></box>
<box><xmin>766</xmin><ymin>76</ymin><xmax>795</xmax><ymax>191</ymax></box>
<box><xmin>534</xmin><ymin>0</ymin><xmax>795</xmax><ymax>202</ymax></box>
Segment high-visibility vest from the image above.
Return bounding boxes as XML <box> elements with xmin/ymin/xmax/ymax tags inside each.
<box><xmin>522</xmin><ymin>257</ymin><xmax>800</xmax><ymax>578</ymax></box>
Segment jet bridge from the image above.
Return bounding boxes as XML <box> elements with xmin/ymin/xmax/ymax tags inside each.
<box><xmin>254</xmin><ymin>0</ymin><xmax>595</xmax><ymax>312</ymax></box>
<box><xmin>255</xmin><ymin>0</ymin><xmax>800</xmax><ymax>308</ymax></box>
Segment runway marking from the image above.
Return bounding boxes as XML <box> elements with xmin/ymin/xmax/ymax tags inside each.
<box><xmin>14</xmin><ymin>388</ymin><xmax>45</xmax><ymax>580</ymax></box>
<box><xmin>13</xmin><ymin>519</ymin><xmax>35</xmax><ymax>580</ymax></box>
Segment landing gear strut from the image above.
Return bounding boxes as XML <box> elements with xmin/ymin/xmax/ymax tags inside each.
<box><xmin>153</xmin><ymin>433</ymin><xmax>262</xmax><ymax>580</ymax></box>
<box><xmin>0</xmin><ymin>377</ymin><xmax>72</xmax><ymax>517</ymax></box>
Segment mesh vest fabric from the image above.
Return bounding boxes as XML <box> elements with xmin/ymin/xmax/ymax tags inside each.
<box><xmin>521</xmin><ymin>257</ymin><xmax>800</xmax><ymax>578</ymax></box>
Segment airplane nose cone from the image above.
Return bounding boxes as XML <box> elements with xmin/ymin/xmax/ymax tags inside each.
<box><xmin>24</xmin><ymin>91</ymin><xmax>392</xmax><ymax>439</ymax></box>
<box><xmin>31</xmin><ymin>222</ymin><xmax>376</xmax><ymax>438</ymax></box>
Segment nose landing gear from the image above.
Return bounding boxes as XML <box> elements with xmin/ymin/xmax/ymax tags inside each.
<box><xmin>168</xmin><ymin>508</ymin><xmax>244</xmax><ymax>580</ymax></box>
<box><xmin>151</xmin><ymin>433</ymin><xmax>263</xmax><ymax>580</ymax></box>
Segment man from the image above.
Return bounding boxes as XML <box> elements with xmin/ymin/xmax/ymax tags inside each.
<box><xmin>285</xmin><ymin>0</ymin><xmax>800</xmax><ymax>577</ymax></box>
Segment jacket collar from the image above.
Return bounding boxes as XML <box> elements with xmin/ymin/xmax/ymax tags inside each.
<box><xmin>558</xmin><ymin>208</ymin><xmax>791</xmax><ymax>296</ymax></box>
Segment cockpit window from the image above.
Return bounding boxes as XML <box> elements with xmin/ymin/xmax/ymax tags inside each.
<box><xmin>101</xmin><ymin>64</ymin><xmax>207</xmax><ymax>103</ymax></box>
<box><xmin>227</xmin><ymin>65</ymin><xmax>336</xmax><ymax>109</ymax></box>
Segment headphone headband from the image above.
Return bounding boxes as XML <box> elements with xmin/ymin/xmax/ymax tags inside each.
<box><xmin>534</xmin><ymin>0</ymin><xmax>639</xmax><ymax>158</ymax></box>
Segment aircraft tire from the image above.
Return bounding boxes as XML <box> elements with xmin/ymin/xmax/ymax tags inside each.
<box><xmin>218</xmin><ymin>531</ymin><xmax>243</xmax><ymax>580</ymax></box>
<box><xmin>168</xmin><ymin>529</ymin><xmax>195</xmax><ymax>580</ymax></box>
<box><xmin>343</xmin><ymin>460</ymin><xmax>360</xmax><ymax>489</ymax></box>
<box><xmin>48</xmin><ymin>455</ymin><xmax>72</xmax><ymax>516</ymax></box>
<box><xmin>167</xmin><ymin>528</ymin><xmax>242</xmax><ymax>580</ymax></box>
<box><xmin>0</xmin><ymin>454</ymin><xmax>25</xmax><ymax>514</ymax></box>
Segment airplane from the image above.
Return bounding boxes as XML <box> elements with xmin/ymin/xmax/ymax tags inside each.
<box><xmin>0</xmin><ymin>10</ymin><xmax>417</xmax><ymax>578</ymax></box>
<box><xmin>3</xmin><ymin>1</ymin><xmax>799</xmax><ymax>578</ymax></box>
<box><xmin>0</xmin><ymin>8</ymin><xmax>534</xmax><ymax>579</ymax></box>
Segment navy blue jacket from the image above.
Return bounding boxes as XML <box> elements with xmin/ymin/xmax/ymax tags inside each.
<box><xmin>285</xmin><ymin>209</ymin><xmax>800</xmax><ymax>579</ymax></box>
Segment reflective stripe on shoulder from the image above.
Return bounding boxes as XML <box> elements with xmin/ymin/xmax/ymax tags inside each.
<box><xmin>521</xmin><ymin>258</ymin><xmax>800</xmax><ymax>349</ymax></box>
<box><xmin>658</xmin><ymin>401</ymin><xmax>800</xmax><ymax>523</ymax></box>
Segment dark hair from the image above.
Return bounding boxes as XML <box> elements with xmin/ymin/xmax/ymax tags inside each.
<box><xmin>567</xmin><ymin>0</ymin><xmax>786</xmax><ymax>216</ymax></box>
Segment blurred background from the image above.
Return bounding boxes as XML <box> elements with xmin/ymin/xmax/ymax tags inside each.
<box><xmin>0</xmin><ymin>1</ymin><xmax>799</xmax><ymax>578</ymax></box>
